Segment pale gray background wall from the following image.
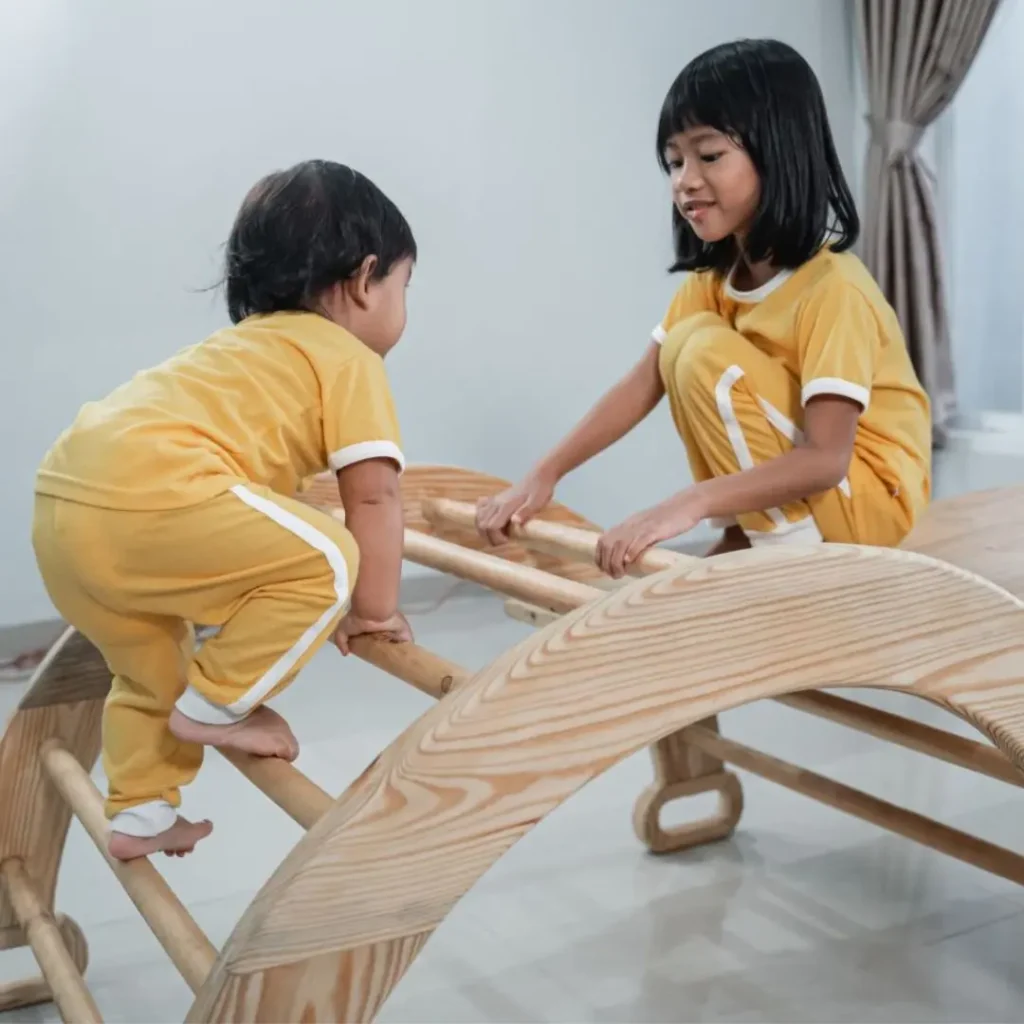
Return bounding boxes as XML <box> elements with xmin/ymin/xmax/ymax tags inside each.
<box><xmin>944</xmin><ymin>0</ymin><xmax>1024</xmax><ymax>417</ymax></box>
<box><xmin>0</xmin><ymin>0</ymin><xmax>856</xmax><ymax>628</ymax></box>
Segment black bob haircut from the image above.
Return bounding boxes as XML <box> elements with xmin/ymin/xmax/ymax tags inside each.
<box><xmin>656</xmin><ymin>38</ymin><xmax>859</xmax><ymax>275</ymax></box>
<box><xmin>224</xmin><ymin>159</ymin><xmax>416</xmax><ymax>324</ymax></box>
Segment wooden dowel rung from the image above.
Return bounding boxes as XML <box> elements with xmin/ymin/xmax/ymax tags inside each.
<box><xmin>350</xmin><ymin>635</ymin><xmax>471</xmax><ymax>699</ymax></box>
<box><xmin>686</xmin><ymin>726</ymin><xmax>1024</xmax><ymax>885</ymax></box>
<box><xmin>0</xmin><ymin>859</ymin><xmax>102</xmax><ymax>1023</ymax></box>
<box><xmin>403</xmin><ymin>526</ymin><xmax>601</xmax><ymax>613</ymax></box>
<box><xmin>217</xmin><ymin>751</ymin><xmax>333</xmax><ymax>830</ymax></box>
<box><xmin>775</xmin><ymin>691</ymin><xmax>1023</xmax><ymax>786</ymax></box>
<box><xmin>39</xmin><ymin>740</ymin><xmax>217</xmax><ymax>993</ymax></box>
<box><xmin>504</xmin><ymin>598</ymin><xmax>561</xmax><ymax>628</ymax></box>
<box><xmin>422</xmin><ymin>497</ymin><xmax>692</xmax><ymax>576</ymax></box>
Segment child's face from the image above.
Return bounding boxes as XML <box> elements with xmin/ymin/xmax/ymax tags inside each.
<box><xmin>360</xmin><ymin>257</ymin><xmax>413</xmax><ymax>357</ymax></box>
<box><xmin>326</xmin><ymin>256</ymin><xmax>413</xmax><ymax>357</ymax></box>
<box><xmin>664</xmin><ymin>127</ymin><xmax>760</xmax><ymax>247</ymax></box>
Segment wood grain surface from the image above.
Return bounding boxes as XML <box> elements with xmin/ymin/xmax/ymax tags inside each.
<box><xmin>5</xmin><ymin>467</ymin><xmax>1023</xmax><ymax>1022</ymax></box>
<box><xmin>190</xmin><ymin>541</ymin><xmax>1024</xmax><ymax>1022</ymax></box>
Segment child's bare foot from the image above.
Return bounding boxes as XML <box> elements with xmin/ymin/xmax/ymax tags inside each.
<box><xmin>108</xmin><ymin>816</ymin><xmax>213</xmax><ymax>861</ymax></box>
<box><xmin>169</xmin><ymin>705</ymin><xmax>299</xmax><ymax>761</ymax></box>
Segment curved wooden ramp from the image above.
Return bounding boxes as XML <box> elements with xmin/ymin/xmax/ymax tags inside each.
<box><xmin>5</xmin><ymin>466</ymin><xmax>1024</xmax><ymax>1021</ymax></box>
<box><xmin>191</xmin><ymin>542</ymin><xmax>1024</xmax><ymax>1022</ymax></box>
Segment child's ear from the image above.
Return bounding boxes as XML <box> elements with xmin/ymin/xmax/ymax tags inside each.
<box><xmin>346</xmin><ymin>255</ymin><xmax>379</xmax><ymax>310</ymax></box>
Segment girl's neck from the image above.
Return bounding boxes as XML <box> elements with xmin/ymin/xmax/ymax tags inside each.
<box><xmin>729</xmin><ymin>249</ymin><xmax>777</xmax><ymax>292</ymax></box>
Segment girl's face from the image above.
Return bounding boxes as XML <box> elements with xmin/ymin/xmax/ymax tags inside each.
<box><xmin>664</xmin><ymin>127</ymin><xmax>760</xmax><ymax>246</ymax></box>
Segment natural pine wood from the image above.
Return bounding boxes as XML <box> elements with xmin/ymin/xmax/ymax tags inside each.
<box><xmin>347</xmin><ymin>635</ymin><xmax>469</xmax><ymax>700</ymax></box>
<box><xmin>0</xmin><ymin>625</ymin><xmax>106</xmax><ymax>1015</ymax></box>
<box><xmin>447</xmin><ymin>493</ymin><xmax>1024</xmax><ymax>851</ymax></box>
<box><xmin>303</xmin><ymin>465</ymin><xmax>607</xmax><ymax>583</ymax></box>
<box><xmin>686</xmin><ymin>726</ymin><xmax>1024</xmax><ymax>883</ymax></box>
<box><xmin>500</xmin><ymin>598</ymin><xmax>744</xmax><ymax>853</ymax></box>
<box><xmin>775</xmin><ymin>690</ymin><xmax>1024</xmax><ymax>786</ymax></box>
<box><xmin>902</xmin><ymin>482</ymin><xmax>1024</xmax><ymax>597</ymax></box>
<box><xmin>16</xmin><ymin>627</ymin><xmax>113</xmax><ymax>711</ymax></box>
<box><xmin>40</xmin><ymin>740</ymin><xmax>218</xmax><ymax>994</ymax></box>
<box><xmin>633</xmin><ymin>721</ymin><xmax>744</xmax><ymax>855</ymax></box>
<box><xmin>217</xmin><ymin>751</ymin><xmax>334</xmax><ymax>831</ymax></box>
<box><xmin>0</xmin><ymin>858</ymin><xmax>102</xmax><ymax>1023</ymax></box>
<box><xmin>400</xmin><ymin>524</ymin><xmax>601</xmax><ymax>613</ymax></box>
<box><xmin>0</xmin><ymin>699</ymin><xmax>103</xmax><ymax>933</ymax></box>
<box><xmin>502</xmin><ymin>598</ymin><xmax>1024</xmax><ymax>789</ymax></box>
<box><xmin>190</xmin><ymin>541</ymin><xmax>1024</xmax><ymax>1022</ymax></box>
<box><xmin>7</xmin><ymin>466</ymin><xmax>1024</xmax><ymax>1022</ymax></box>
<box><xmin>0</xmin><ymin>913</ymin><xmax>87</xmax><ymax>1016</ymax></box>
<box><xmin>423</xmin><ymin>496</ymin><xmax>689</xmax><ymax>575</ymax></box>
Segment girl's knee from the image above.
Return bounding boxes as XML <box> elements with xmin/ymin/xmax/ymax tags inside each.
<box><xmin>660</xmin><ymin>314</ymin><xmax>745</xmax><ymax>394</ymax></box>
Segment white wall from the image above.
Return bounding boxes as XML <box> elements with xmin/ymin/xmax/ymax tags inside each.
<box><xmin>942</xmin><ymin>0</ymin><xmax>1024</xmax><ymax>416</ymax></box>
<box><xmin>0</xmin><ymin>0</ymin><xmax>857</xmax><ymax>627</ymax></box>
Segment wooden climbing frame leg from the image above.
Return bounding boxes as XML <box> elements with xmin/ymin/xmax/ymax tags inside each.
<box><xmin>0</xmin><ymin>858</ymin><xmax>101</xmax><ymax>1022</ymax></box>
<box><xmin>0</xmin><ymin>907</ymin><xmax>89</xmax><ymax>1019</ymax></box>
<box><xmin>39</xmin><ymin>740</ymin><xmax>218</xmax><ymax>994</ymax></box>
<box><xmin>633</xmin><ymin>721</ymin><xmax>744</xmax><ymax>854</ymax></box>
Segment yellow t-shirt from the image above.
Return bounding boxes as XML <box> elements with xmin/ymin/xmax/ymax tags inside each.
<box><xmin>36</xmin><ymin>311</ymin><xmax>404</xmax><ymax>510</ymax></box>
<box><xmin>652</xmin><ymin>248</ymin><xmax>931</xmax><ymax>524</ymax></box>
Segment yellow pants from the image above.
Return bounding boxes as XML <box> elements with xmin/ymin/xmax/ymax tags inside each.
<box><xmin>32</xmin><ymin>483</ymin><xmax>358</xmax><ymax>835</ymax></box>
<box><xmin>659</xmin><ymin>312</ymin><xmax>911</xmax><ymax>547</ymax></box>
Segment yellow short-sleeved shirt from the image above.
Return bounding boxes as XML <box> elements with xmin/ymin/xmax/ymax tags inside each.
<box><xmin>652</xmin><ymin>247</ymin><xmax>932</xmax><ymax>523</ymax></box>
<box><xmin>36</xmin><ymin>311</ymin><xmax>404</xmax><ymax>510</ymax></box>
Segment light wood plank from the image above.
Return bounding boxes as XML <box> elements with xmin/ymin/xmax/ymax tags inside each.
<box><xmin>190</xmin><ymin>543</ymin><xmax>1024</xmax><ymax>1021</ymax></box>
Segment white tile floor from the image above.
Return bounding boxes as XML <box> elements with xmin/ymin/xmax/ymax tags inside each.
<box><xmin>3</xmin><ymin>447</ymin><xmax>1024</xmax><ymax>1023</ymax></box>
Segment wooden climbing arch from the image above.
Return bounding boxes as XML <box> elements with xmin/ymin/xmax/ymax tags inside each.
<box><xmin>2</xmin><ymin>467</ymin><xmax>1024</xmax><ymax>1021</ymax></box>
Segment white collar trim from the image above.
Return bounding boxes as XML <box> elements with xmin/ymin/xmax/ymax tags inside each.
<box><xmin>724</xmin><ymin>265</ymin><xmax>794</xmax><ymax>303</ymax></box>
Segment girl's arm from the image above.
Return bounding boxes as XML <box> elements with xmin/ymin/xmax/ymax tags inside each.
<box><xmin>596</xmin><ymin>396</ymin><xmax>861</xmax><ymax>577</ymax></box>
<box><xmin>476</xmin><ymin>342</ymin><xmax>665</xmax><ymax>544</ymax></box>
<box><xmin>695</xmin><ymin>396</ymin><xmax>860</xmax><ymax>519</ymax></box>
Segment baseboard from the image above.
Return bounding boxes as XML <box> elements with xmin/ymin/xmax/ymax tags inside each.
<box><xmin>0</xmin><ymin>619</ymin><xmax>66</xmax><ymax>682</ymax></box>
<box><xmin>945</xmin><ymin>413</ymin><xmax>1024</xmax><ymax>455</ymax></box>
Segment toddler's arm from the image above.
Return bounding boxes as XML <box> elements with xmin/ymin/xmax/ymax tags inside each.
<box><xmin>334</xmin><ymin>457</ymin><xmax>409</xmax><ymax>648</ymax></box>
<box><xmin>477</xmin><ymin>342</ymin><xmax>665</xmax><ymax>542</ymax></box>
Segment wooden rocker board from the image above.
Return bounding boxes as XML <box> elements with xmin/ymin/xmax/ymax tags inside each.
<box><xmin>2</xmin><ymin>465</ymin><xmax>1024</xmax><ymax>1022</ymax></box>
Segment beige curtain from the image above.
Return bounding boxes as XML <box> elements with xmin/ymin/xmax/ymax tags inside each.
<box><xmin>856</xmin><ymin>0</ymin><xmax>1002</xmax><ymax>445</ymax></box>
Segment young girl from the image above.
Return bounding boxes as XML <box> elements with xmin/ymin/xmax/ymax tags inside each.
<box><xmin>33</xmin><ymin>160</ymin><xmax>414</xmax><ymax>860</ymax></box>
<box><xmin>477</xmin><ymin>38</ymin><xmax>931</xmax><ymax>577</ymax></box>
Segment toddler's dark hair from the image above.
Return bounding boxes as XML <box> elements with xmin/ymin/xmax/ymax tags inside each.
<box><xmin>224</xmin><ymin>160</ymin><xmax>416</xmax><ymax>324</ymax></box>
<box><xmin>656</xmin><ymin>38</ymin><xmax>858</xmax><ymax>275</ymax></box>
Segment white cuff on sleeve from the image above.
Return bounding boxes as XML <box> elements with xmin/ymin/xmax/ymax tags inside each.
<box><xmin>328</xmin><ymin>440</ymin><xmax>406</xmax><ymax>474</ymax></box>
<box><xmin>802</xmin><ymin>377</ymin><xmax>870</xmax><ymax>411</ymax></box>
